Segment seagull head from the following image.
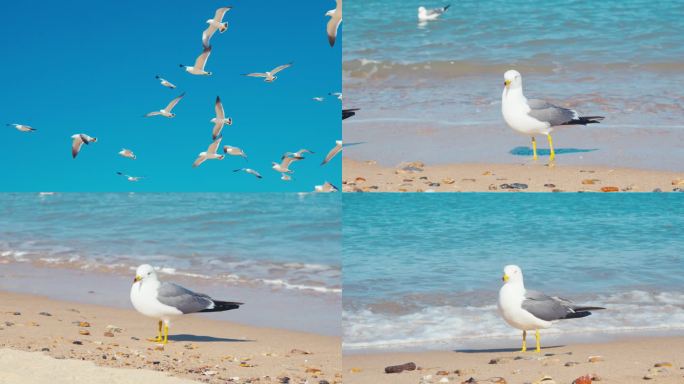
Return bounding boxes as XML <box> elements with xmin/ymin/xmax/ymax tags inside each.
<box><xmin>503</xmin><ymin>70</ymin><xmax>522</xmax><ymax>89</ymax></box>
<box><xmin>134</xmin><ymin>264</ymin><xmax>157</xmax><ymax>284</ymax></box>
<box><xmin>502</xmin><ymin>264</ymin><xmax>523</xmax><ymax>284</ymax></box>
<box><xmin>418</xmin><ymin>6</ymin><xmax>426</xmax><ymax>13</ymax></box>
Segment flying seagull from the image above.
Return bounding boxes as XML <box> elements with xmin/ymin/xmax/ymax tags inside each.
<box><xmin>145</xmin><ymin>92</ymin><xmax>185</xmax><ymax>118</ymax></box>
<box><xmin>7</xmin><ymin>123</ymin><xmax>36</xmax><ymax>132</ymax></box>
<box><xmin>326</xmin><ymin>0</ymin><xmax>342</xmax><ymax>47</ymax></box>
<box><xmin>498</xmin><ymin>265</ymin><xmax>605</xmax><ymax>352</ymax></box>
<box><xmin>329</xmin><ymin>92</ymin><xmax>342</xmax><ymax>100</ymax></box>
<box><xmin>282</xmin><ymin>149</ymin><xmax>314</xmax><ymax>160</ymax></box>
<box><xmin>131</xmin><ymin>264</ymin><xmax>242</xmax><ymax>344</ymax></box>
<box><xmin>315</xmin><ymin>182</ymin><xmax>339</xmax><ymax>192</ymax></box>
<box><xmin>118</xmin><ymin>148</ymin><xmax>136</xmax><ymax>160</ymax></box>
<box><xmin>71</xmin><ymin>134</ymin><xmax>97</xmax><ymax>159</ymax></box>
<box><xmin>418</xmin><ymin>5</ymin><xmax>450</xmax><ymax>22</ymax></box>
<box><xmin>312</xmin><ymin>97</ymin><xmax>324</xmax><ymax>102</ymax></box>
<box><xmin>202</xmin><ymin>7</ymin><xmax>232</xmax><ymax>48</ymax></box>
<box><xmin>233</xmin><ymin>168</ymin><xmax>262</xmax><ymax>179</ymax></box>
<box><xmin>272</xmin><ymin>156</ymin><xmax>302</xmax><ymax>175</ymax></box>
<box><xmin>342</xmin><ymin>108</ymin><xmax>359</xmax><ymax>120</ymax></box>
<box><xmin>155</xmin><ymin>75</ymin><xmax>176</xmax><ymax>89</ymax></box>
<box><xmin>321</xmin><ymin>140</ymin><xmax>342</xmax><ymax>165</ymax></box>
<box><xmin>117</xmin><ymin>171</ymin><xmax>143</xmax><ymax>182</ymax></box>
<box><xmin>502</xmin><ymin>70</ymin><xmax>604</xmax><ymax>163</ymax></box>
<box><xmin>223</xmin><ymin>145</ymin><xmax>247</xmax><ymax>159</ymax></box>
<box><xmin>180</xmin><ymin>46</ymin><xmax>213</xmax><ymax>76</ymax></box>
<box><xmin>242</xmin><ymin>63</ymin><xmax>292</xmax><ymax>83</ymax></box>
<box><xmin>281</xmin><ymin>174</ymin><xmax>292</xmax><ymax>181</ymax></box>
<box><xmin>211</xmin><ymin>96</ymin><xmax>232</xmax><ymax>139</ymax></box>
<box><xmin>193</xmin><ymin>137</ymin><xmax>224</xmax><ymax>167</ymax></box>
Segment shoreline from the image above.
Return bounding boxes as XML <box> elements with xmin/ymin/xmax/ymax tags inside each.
<box><xmin>343</xmin><ymin>336</ymin><xmax>684</xmax><ymax>383</ymax></box>
<box><xmin>343</xmin><ymin>158</ymin><xmax>684</xmax><ymax>192</ymax></box>
<box><xmin>0</xmin><ymin>262</ymin><xmax>341</xmax><ymax>336</ymax></box>
<box><xmin>0</xmin><ymin>290</ymin><xmax>341</xmax><ymax>384</ymax></box>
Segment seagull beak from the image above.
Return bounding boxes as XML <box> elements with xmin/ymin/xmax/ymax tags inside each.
<box><xmin>502</xmin><ymin>274</ymin><xmax>509</xmax><ymax>282</ymax></box>
<box><xmin>133</xmin><ymin>275</ymin><xmax>142</xmax><ymax>283</ymax></box>
<box><xmin>504</xmin><ymin>80</ymin><xmax>511</xmax><ymax>88</ymax></box>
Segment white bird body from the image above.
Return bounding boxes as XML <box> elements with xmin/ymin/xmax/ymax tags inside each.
<box><xmin>321</xmin><ymin>140</ymin><xmax>342</xmax><ymax>165</ymax></box>
<box><xmin>243</xmin><ymin>63</ymin><xmax>292</xmax><ymax>83</ymax></box>
<box><xmin>418</xmin><ymin>5</ymin><xmax>450</xmax><ymax>22</ymax></box>
<box><xmin>7</xmin><ymin>123</ymin><xmax>36</xmax><ymax>132</ymax></box>
<box><xmin>131</xmin><ymin>276</ymin><xmax>182</xmax><ymax>323</ymax></box>
<box><xmin>181</xmin><ymin>46</ymin><xmax>213</xmax><ymax>76</ymax></box>
<box><xmin>223</xmin><ymin>145</ymin><xmax>247</xmax><ymax>159</ymax></box>
<box><xmin>498</xmin><ymin>275</ymin><xmax>552</xmax><ymax>331</ymax></box>
<box><xmin>211</xmin><ymin>96</ymin><xmax>232</xmax><ymax>139</ymax></box>
<box><xmin>193</xmin><ymin>137</ymin><xmax>224</xmax><ymax>167</ymax></box>
<box><xmin>146</xmin><ymin>93</ymin><xmax>185</xmax><ymax>118</ymax></box>
<box><xmin>202</xmin><ymin>7</ymin><xmax>231</xmax><ymax>47</ymax></box>
<box><xmin>326</xmin><ymin>0</ymin><xmax>342</xmax><ymax>47</ymax></box>
<box><xmin>315</xmin><ymin>182</ymin><xmax>338</xmax><ymax>192</ymax></box>
<box><xmin>155</xmin><ymin>75</ymin><xmax>176</xmax><ymax>89</ymax></box>
<box><xmin>71</xmin><ymin>133</ymin><xmax>97</xmax><ymax>158</ymax></box>
<box><xmin>234</xmin><ymin>168</ymin><xmax>262</xmax><ymax>179</ymax></box>
<box><xmin>118</xmin><ymin>148</ymin><xmax>136</xmax><ymax>160</ymax></box>
<box><xmin>502</xmin><ymin>72</ymin><xmax>554</xmax><ymax>136</ymax></box>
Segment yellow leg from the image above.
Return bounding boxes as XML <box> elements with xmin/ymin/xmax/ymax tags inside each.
<box><xmin>147</xmin><ymin>320</ymin><xmax>163</xmax><ymax>342</ymax></box>
<box><xmin>535</xmin><ymin>329</ymin><xmax>541</xmax><ymax>352</ymax></box>
<box><xmin>547</xmin><ymin>134</ymin><xmax>555</xmax><ymax>163</ymax></box>
<box><xmin>531</xmin><ymin>137</ymin><xmax>538</xmax><ymax>161</ymax></box>
<box><xmin>162</xmin><ymin>324</ymin><xmax>169</xmax><ymax>344</ymax></box>
<box><xmin>521</xmin><ymin>330</ymin><xmax>527</xmax><ymax>352</ymax></box>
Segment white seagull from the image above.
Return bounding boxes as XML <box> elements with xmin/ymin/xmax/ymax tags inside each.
<box><xmin>281</xmin><ymin>174</ymin><xmax>292</xmax><ymax>181</ymax></box>
<box><xmin>321</xmin><ymin>140</ymin><xmax>342</xmax><ymax>165</ymax></box>
<box><xmin>329</xmin><ymin>92</ymin><xmax>342</xmax><ymax>100</ymax></box>
<box><xmin>180</xmin><ymin>46</ymin><xmax>213</xmax><ymax>76</ymax></box>
<box><xmin>242</xmin><ymin>63</ymin><xmax>292</xmax><ymax>83</ymax></box>
<box><xmin>233</xmin><ymin>168</ymin><xmax>263</xmax><ymax>179</ymax></box>
<box><xmin>211</xmin><ymin>96</ymin><xmax>232</xmax><ymax>139</ymax></box>
<box><xmin>314</xmin><ymin>182</ymin><xmax>339</xmax><ymax>192</ymax></box>
<box><xmin>193</xmin><ymin>137</ymin><xmax>225</xmax><ymax>167</ymax></box>
<box><xmin>418</xmin><ymin>5</ymin><xmax>450</xmax><ymax>22</ymax></box>
<box><xmin>71</xmin><ymin>134</ymin><xmax>97</xmax><ymax>159</ymax></box>
<box><xmin>223</xmin><ymin>145</ymin><xmax>247</xmax><ymax>159</ymax></box>
<box><xmin>272</xmin><ymin>157</ymin><xmax>301</xmax><ymax>174</ymax></box>
<box><xmin>202</xmin><ymin>7</ymin><xmax>232</xmax><ymax>48</ymax></box>
<box><xmin>117</xmin><ymin>171</ymin><xmax>143</xmax><ymax>182</ymax></box>
<box><xmin>155</xmin><ymin>75</ymin><xmax>176</xmax><ymax>89</ymax></box>
<box><xmin>118</xmin><ymin>148</ymin><xmax>136</xmax><ymax>160</ymax></box>
<box><xmin>326</xmin><ymin>0</ymin><xmax>342</xmax><ymax>47</ymax></box>
<box><xmin>131</xmin><ymin>264</ymin><xmax>242</xmax><ymax>345</ymax></box>
<box><xmin>145</xmin><ymin>92</ymin><xmax>185</xmax><ymax>118</ymax></box>
<box><xmin>502</xmin><ymin>70</ymin><xmax>604</xmax><ymax>162</ymax></box>
<box><xmin>7</xmin><ymin>123</ymin><xmax>36</xmax><ymax>132</ymax></box>
<box><xmin>312</xmin><ymin>97</ymin><xmax>324</xmax><ymax>102</ymax></box>
<box><xmin>282</xmin><ymin>149</ymin><xmax>314</xmax><ymax>160</ymax></box>
<box><xmin>498</xmin><ymin>265</ymin><xmax>605</xmax><ymax>353</ymax></box>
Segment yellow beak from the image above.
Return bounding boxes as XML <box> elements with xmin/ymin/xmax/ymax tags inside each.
<box><xmin>504</xmin><ymin>79</ymin><xmax>511</xmax><ymax>88</ymax></box>
<box><xmin>133</xmin><ymin>275</ymin><xmax>142</xmax><ymax>283</ymax></box>
<box><xmin>502</xmin><ymin>274</ymin><xmax>509</xmax><ymax>282</ymax></box>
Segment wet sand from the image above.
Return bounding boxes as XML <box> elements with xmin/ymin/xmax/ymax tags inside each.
<box><xmin>343</xmin><ymin>337</ymin><xmax>684</xmax><ymax>383</ymax></box>
<box><xmin>343</xmin><ymin>158</ymin><xmax>684</xmax><ymax>192</ymax></box>
<box><xmin>0</xmin><ymin>291</ymin><xmax>341</xmax><ymax>384</ymax></box>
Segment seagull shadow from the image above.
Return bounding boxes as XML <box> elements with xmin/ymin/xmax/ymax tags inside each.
<box><xmin>454</xmin><ymin>345</ymin><xmax>565</xmax><ymax>353</ymax></box>
<box><xmin>168</xmin><ymin>334</ymin><xmax>254</xmax><ymax>343</ymax></box>
<box><xmin>509</xmin><ymin>146</ymin><xmax>598</xmax><ymax>157</ymax></box>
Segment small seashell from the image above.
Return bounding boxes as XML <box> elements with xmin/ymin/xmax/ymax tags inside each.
<box><xmin>600</xmin><ymin>186</ymin><xmax>619</xmax><ymax>192</ymax></box>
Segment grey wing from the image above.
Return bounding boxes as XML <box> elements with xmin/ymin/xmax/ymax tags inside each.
<box><xmin>156</xmin><ymin>282</ymin><xmax>213</xmax><ymax>314</ymax></box>
<box><xmin>527</xmin><ymin>99</ymin><xmax>578</xmax><ymax>126</ymax></box>
<box><xmin>521</xmin><ymin>290</ymin><xmax>573</xmax><ymax>321</ymax></box>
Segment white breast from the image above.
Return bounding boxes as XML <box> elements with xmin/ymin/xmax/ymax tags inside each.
<box><xmin>130</xmin><ymin>280</ymin><xmax>182</xmax><ymax>320</ymax></box>
<box><xmin>502</xmin><ymin>89</ymin><xmax>551</xmax><ymax>135</ymax></box>
<box><xmin>498</xmin><ymin>284</ymin><xmax>551</xmax><ymax>330</ymax></box>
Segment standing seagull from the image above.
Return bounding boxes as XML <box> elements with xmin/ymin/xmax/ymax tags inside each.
<box><xmin>145</xmin><ymin>93</ymin><xmax>185</xmax><ymax>118</ymax></box>
<box><xmin>211</xmin><ymin>96</ymin><xmax>232</xmax><ymax>139</ymax></box>
<box><xmin>498</xmin><ymin>265</ymin><xmax>605</xmax><ymax>352</ymax></box>
<box><xmin>193</xmin><ymin>137</ymin><xmax>224</xmax><ymax>167</ymax></box>
<box><xmin>418</xmin><ymin>5</ymin><xmax>450</xmax><ymax>22</ymax></box>
<box><xmin>321</xmin><ymin>140</ymin><xmax>342</xmax><ymax>165</ymax></box>
<box><xmin>131</xmin><ymin>264</ymin><xmax>242</xmax><ymax>345</ymax></box>
<box><xmin>326</xmin><ymin>0</ymin><xmax>342</xmax><ymax>47</ymax></box>
<box><xmin>118</xmin><ymin>148</ymin><xmax>136</xmax><ymax>160</ymax></box>
<box><xmin>155</xmin><ymin>75</ymin><xmax>176</xmax><ymax>89</ymax></box>
<box><xmin>242</xmin><ymin>63</ymin><xmax>292</xmax><ymax>83</ymax></box>
<box><xmin>71</xmin><ymin>134</ymin><xmax>97</xmax><ymax>159</ymax></box>
<box><xmin>7</xmin><ymin>123</ymin><xmax>36</xmax><ymax>132</ymax></box>
<box><xmin>202</xmin><ymin>7</ymin><xmax>232</xmax><ymax>48</ymax></box>
<box><xmin>315</xmin><ymin>182</ymin><xmax>339</xmax><ymax>192</ymax></box>
<box><xmin>233</xmin><ymin>168</ymin><xmax>263</xmax><ymax>179</ymax></box>
<box><xmin>502</xmin><ymin>70</ymin><xmax>604</xmax><ymax>163</ymax></box>
<box><xmin>180</xmin><ymin>46</ymin><xmax>213</xmax><ymax>76</ymax></box>
<box><xmin>223</xmin><ymin>145</ymin><xmax>247</xmax><ymax>160</ymax></box>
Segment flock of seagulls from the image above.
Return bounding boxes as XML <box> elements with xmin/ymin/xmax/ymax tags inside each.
<box><xmin>6</xmin><ymin>3</ymin><xmax>343</xmax><ymax>192</ymax></box>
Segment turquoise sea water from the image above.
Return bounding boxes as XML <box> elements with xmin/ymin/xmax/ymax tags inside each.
<box><xmin>343</xmin><ymin>194</ymin><xmax>684</xmax><ymax>351</ymax></box>
<box><xmin>0</xmin><ymin>193</ymin><xmax>341</xmax><ymax>295</ymax></box>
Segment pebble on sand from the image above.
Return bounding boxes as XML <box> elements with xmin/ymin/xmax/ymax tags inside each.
<box><xmin>385</xmin><ymin>362</ymin><xmax>417</xmax><ymax>374</ymax></box>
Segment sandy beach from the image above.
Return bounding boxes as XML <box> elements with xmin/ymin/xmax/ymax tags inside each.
<box><xmin>343</xmin><ymin>158</ymin><xmax>684</xmax><ymax>192</ymax></box>
<box><xmin>343</xmin><ymin>337</ymin><xmax>684</xmax><ymax>383</ymax></box>
<box><xmin>0</xmin><ymin>291</ymin><xmax>341</xmax><ymax>384</ymax></box>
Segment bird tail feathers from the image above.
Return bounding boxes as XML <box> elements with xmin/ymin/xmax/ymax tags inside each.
<box><xmin>201</xmin><ymin>300</ymin><xmax>243</xmax><ymax>312</ymax></box>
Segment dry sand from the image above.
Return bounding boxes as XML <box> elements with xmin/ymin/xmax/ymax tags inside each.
<box><xmin>343</xmin><ymin>158</ymin><xmax>684</xmax><ymax>192</ymax></box>
<box><xmin>343</xmin><ymin>337</ymin><xmax>684</xmax><ymax>383</ymax></box>
<box><xmin>0</xmin><ymin>291</ymin><xmax>341</xmax><ymax>384</ymax></box>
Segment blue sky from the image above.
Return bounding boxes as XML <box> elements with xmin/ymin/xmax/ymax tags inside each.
<box><xmin>0</xmin><ymin>0</ymin><xmax>341</xmax><ymax>191</ymax></box>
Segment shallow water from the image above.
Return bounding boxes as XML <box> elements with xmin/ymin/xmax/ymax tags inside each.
<box><xmin>342</xmin><ymin>193</ymin><xmax>684</xmax><ymax>352</ymax></box>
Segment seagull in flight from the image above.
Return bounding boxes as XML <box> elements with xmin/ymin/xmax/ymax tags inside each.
<box><xmin>155</xmin><ymin>75</ymin><xmax>176</xmax><ymax>89</ymax></box>
<box><xmin>131</xmin><ymin>264</ymin><xmax>242</xmax><ymax>345</ymax></box>
<box><xmin>315</xmin><ymin>182</ymin><xmax>339</xmax><ymax>192</ymax></box>
<box><xmin>71</xmin><ymin>134</ymin><xmax>97</xmax><ymax>159</ymax></box>
<box><xmin>326</xmin><ymin>0</ymin><xmax>342</xmax><ymax>47</ymax></box>
<box><xmin>180</xmin><ymin>46</ymin><xmax>213</xmax><ymax>76</ymax></box>
<box><xmin>117</xmin><ymin>172</ymin><xmax>143</xmax><ymax>182</ymax></box>
<box><xmin>202</xmin><ymin>7</ymin><xmax>232</xmax><ymax>48</ymax></box>
<box><xmin>233</xmin><ymin>168</ymin><xmax>263</xmax><ymax>179</ymax></box>
<box><xmin>321</xmin><ymin>140</ymin><xmax>342</xmax><ymax>165</ymax></box>
<box><xmin>7</xmin><ymin>123</ymin><xmax>36</xmax><ymax>132</ymax></box>
<box><xmin>118</xmin><ymin>148</ymin><xmax>136</xmax><ymax>160</ymax></box>
<box><xmin>223</xmin><ymin>145</ymin><xmax>247</xmax><ymax>160</ymax></box>
<box><xmin>242</xmin><ymin>63</ymin><xmax>292</xmax><ymax>83</ymax></box>
<box><xmin>193</xmin><ymin>137</ymin><xmax>224</xmax><ymax>168</ymax></box>
<box><xmin>282</xmin><ymin>149</ymin><xmax>314</xmax><ymax>160</ymax></box>
<box><xmin>145</xmin><ymin>93</ymin><xmax>185</xmax><ymax>118</ymax></box>
<box><xmin>272</xmin><ymin>157</ymin><xmax>301</xmax><ymax>174</ymax></box>
<box><xmin>211</xmin><ymin>96</ymin><xmax>232</xmax><ymax>139</ymax></box>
